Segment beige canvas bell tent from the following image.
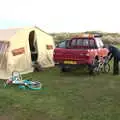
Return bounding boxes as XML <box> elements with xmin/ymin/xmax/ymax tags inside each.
<box><xmin>0</xmin><ymin>26</ymin><xmax>55</xmax><ymax>79</ymax></box>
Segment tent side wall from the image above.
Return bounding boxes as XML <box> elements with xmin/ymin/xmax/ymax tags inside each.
<box><xmin>7</xmin><ymin>29</ymin><xmax>33</xmax><ymax>76</ymax></box>
<box><xmin>7</xmin><ymin>27</ymin><xmax>55</xmax><ymax>74</ymax></box>
<box><xmin>34</xmin><ymin>28</ymin><xmax>55</xmax><ymax>68</ymax></box>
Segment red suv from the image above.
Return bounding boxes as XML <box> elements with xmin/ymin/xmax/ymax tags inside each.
<box><xmin>53</xmin><ymin>34</ymin><xmax>109</xmax><ymax>74</ymax></box>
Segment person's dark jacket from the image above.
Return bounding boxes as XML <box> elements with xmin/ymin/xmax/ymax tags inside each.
<box><xmin>108</xmin><ymin>45</ymin><xmax>120</xmax><ymax>60</ymax></box>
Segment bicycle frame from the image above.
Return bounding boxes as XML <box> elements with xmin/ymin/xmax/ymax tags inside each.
<box><xmin>94</xmin><ymin>56</ymin><xmax>110</xmax><ymax>73</ymax></box>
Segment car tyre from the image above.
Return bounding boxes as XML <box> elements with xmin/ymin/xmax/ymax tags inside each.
<box><xmin>60</xmin><ymin>66</ymin><xmax>71</xmax><ymax>72</ymax></box>
<box><xmin>88</xmin><ymin>58</ymin><xmax>99</xmax><ymax>75</ymax></box>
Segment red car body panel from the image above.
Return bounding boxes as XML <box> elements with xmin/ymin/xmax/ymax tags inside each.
<box><xmin>53</xmin><ymin>35</ymin><xmax>109</xmax><ymax>65</ymax></box>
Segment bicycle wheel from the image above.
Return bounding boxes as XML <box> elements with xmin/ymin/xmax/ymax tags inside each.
<box><xmin>103</xmin><ymin>63</ymin><xmax>110</xmax><ymax>73</ymax></box>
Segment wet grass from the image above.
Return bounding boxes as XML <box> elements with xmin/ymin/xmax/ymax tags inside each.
<box><xmin>0</xmin><ymin>67</ymin><xmax>120</xmax><ymax>120</ymax></box>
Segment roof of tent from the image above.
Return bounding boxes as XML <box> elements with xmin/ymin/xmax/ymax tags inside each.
<box><xmin>0</xmin><ymin>26</ymin><xmax>52</xmax><ymax>41</ymax></box>
<box><xmin>0</xmin><ymin>28</ymin><xmax>22</xmax><ymax>41</ymax></box>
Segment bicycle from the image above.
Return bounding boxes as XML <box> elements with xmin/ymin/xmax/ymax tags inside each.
<box><xmin>93</xmin><ymin>56</ymin><xmax>111</xmax><ymax>74</ymax></box>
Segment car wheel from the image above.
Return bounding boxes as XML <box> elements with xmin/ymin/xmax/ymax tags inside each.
<box><xmin>88</xmin><ymin>59</ymin><xmax>99</xmax><ymax>75</ymax></box>
<box><xmin>60</xmin><ymin>66</ymin><xmax>71</xmax><ymax>72</ymax></box>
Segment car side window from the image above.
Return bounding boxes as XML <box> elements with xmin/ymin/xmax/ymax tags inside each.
<box><xmin>95</xmin><ymin>38</ymin><xmax>101</xmax><ymax>48</ymax></box>
<box><xmin>57</xmin><ymin>41</ymin><xmax>66</xmax><ymax>48</ymax></box>
<box><xmin>95</xmin><ymin>38</ymin><xmax>104</xmax><ymax>48</ymax></box>
<box><xmin>98</xmin><ymin>38</ymin><xmax>104</xmax><ymax>48</ymax></box>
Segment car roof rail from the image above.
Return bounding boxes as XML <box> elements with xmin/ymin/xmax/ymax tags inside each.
<box><xmin>84</xmin><ymin>32</ymin><xmax>103</xmax><ymax>37</ymax></box>
<box><xmin>94</xmin><ymin>33</ymin><xmax>103</xmax><ymax>37</ymax></box>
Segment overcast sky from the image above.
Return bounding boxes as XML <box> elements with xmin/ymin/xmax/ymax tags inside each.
<box><xmin>0</xmin><ymin>0</ymin><xmax>120</xmax><ymax>33</ymax></box>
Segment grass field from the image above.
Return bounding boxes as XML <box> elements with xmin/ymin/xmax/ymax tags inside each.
<box><xmin>1</xmin><ymin>66</ymin><xmax>120</xmax><ymax>120</ymax></box>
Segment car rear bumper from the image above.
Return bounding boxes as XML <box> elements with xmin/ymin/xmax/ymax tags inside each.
<box><xmin>56</xmin><ymin>63</ymin><xmax>92</xmax><ymax>68</ymax></box>
<box><xmin>54</xmin><ymin>60</ymin><xmax>92</xmax><ymax>66</ymax></box>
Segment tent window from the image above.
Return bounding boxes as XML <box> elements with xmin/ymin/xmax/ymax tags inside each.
<box><xmin>46</xmin><ymin>45</ymin><xmax>53</xmax><ymax>50</ymax></box>
<box><xmin>0</xmin><ymin>41</ymin><xmax>9</xmax><ymax>69</ymax></box>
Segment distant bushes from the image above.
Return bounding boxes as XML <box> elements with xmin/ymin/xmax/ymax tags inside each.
<box><xmin>102</xmin><ymin>35</ymin><xmax>120</xmax><ymax>44</ymax></box>
<box><xmin>50</xmin><ymin>32</ymin><xmax>120</xmax><ymax>45</ymax></box>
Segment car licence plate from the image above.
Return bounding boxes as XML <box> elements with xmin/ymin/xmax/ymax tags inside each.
<box><xmin>64</xmin><ymin>61</ymin><xmax>77</xmax><ymax>64</ymax></box>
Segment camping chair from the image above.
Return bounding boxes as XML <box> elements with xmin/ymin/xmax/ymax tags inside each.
<box><xmin>4</xmin><ymin>71</ymin><xmax>23</xmax><ymax>87</ymax></box>
<box><xmin>4</xmin><ymin>71</ymin><xmax>42</xmax><ymax>90</ymax></box>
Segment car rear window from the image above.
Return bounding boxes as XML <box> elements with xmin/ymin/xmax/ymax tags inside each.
<box><xmin>71</xmin><ymin>38</ymin><xmax>95</xmax><ymax>49</ymax></box>
<box><xmin>76</xmin><ymin>39</ymin><xmax>83</xmax><ymax>46</ymax></box>
<box><xmin>83</xmin><ymin>39</ymin><xmax>89</xmax><ymax>46</ymax></box>
<box><xmin>71</xmin><ymin>39</ymin><xmax>76</xmax><ymax>47</ymax></box>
